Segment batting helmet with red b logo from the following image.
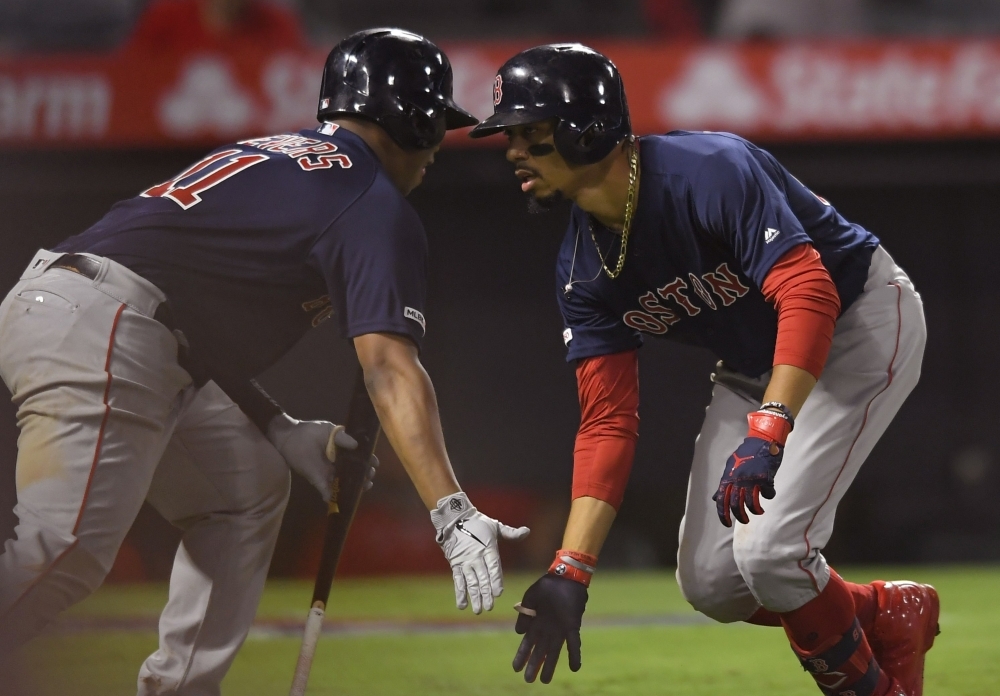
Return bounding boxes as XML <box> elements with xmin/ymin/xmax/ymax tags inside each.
<box><xmin>469</xmin><ymin>44</ymin><xmax>631</xmax><ymax>166</ymax></box>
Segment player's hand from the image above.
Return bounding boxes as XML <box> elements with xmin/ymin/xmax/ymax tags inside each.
<box><xmin>713</xmin><ymin>407</ymin><xmax>792</xmax><ymax>527</ymax></box>
<box><xmin>512</xmin><ymin>574</ymin><xmax>588</xmax><ymax>684</ymax></box>
<box><xmin>714</xmin><ymin>436</ymin><xmax>782</xmax><ymax>526</ymax></box>
<box><xmin>431</xmin><ymin>492</ymin><xmax>530</xmax><ymax>614</ymax></box>
<box><xmin>266</xmin><ymin>413</ymin><xmax>378</xmax><ymax>502</ymax></box>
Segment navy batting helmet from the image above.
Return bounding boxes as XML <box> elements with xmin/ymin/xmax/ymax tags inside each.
<box><xmin>468</xmin><ymin>44</ymin><xmax>631</xmax><ymax>165</ymax></box>
<box><xmin>318</xmin><ymin>28</ymin><xmax>478</xmax><ymax>150</ymax></box>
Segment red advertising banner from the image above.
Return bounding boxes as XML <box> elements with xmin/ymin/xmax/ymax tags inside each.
<box><xmin>3</xmin><ymin>39</ymin><xmax>1000</xmax><ymax>148</ymax></box>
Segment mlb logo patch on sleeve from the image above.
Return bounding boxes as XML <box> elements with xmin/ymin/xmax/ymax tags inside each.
<box><xmin>404</xmin><ymin>307</ymin><xmax>426</xmax><ymax>335</ymax></box>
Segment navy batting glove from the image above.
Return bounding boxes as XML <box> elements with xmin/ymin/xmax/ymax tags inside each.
<box><xmin>714</xmin><ymin>436</ymin><xmax>783</xmax><ymax>527</ymax></box>
<box><xmin>713</xmin><ymin>406</ymin><xmax>793</xmax><ymax>527</ymax></box>
<box><xmin>512</xmin><ymin>575</ymin><xmax>588</xmax><ymax>684</ymax></box>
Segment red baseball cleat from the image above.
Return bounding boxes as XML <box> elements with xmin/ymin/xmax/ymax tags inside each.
<box><xmin>868</xmin><ymin>581</ymin><xmax>940</xmax><ymax>696</ymax></box>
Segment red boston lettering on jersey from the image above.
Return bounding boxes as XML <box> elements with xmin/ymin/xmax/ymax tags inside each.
<box><xmin>657</xmin><ymin>278</ymin><xmax>700</xmax><ymax>316</ymax></box>
<box><xmin>701</xmin><ymin>263</ymin><xmax>751</xmax><ymax>306</ymax></box>
<box><xmin>622</xmin><ymin>263</ymin><xmax>754</xmax><ymax>336</ymax></box>
<box><xmin>141</xmin><ymin>149</ymin><xmax>269</xmax><ymax>209</ymax></box>
<box><xmin>637</xmin><ymin>291</ymin><xmax>681</xmax><ymax>325</ymax></box>
<box><xmin>623</xmin><ymin>291</ymin><xmax>684</xmax><ymax>335</ymax></box>
<box><xmin>623</xmin><ymin>310</ymin><xmax>669</xmax><ymax>334</ymax></box>
<box><xmin>688</xmin><ymin>273</ymin><xmax>717</xmax><ymax>310</ymax></box>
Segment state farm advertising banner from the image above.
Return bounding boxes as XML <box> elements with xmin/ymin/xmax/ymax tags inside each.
<box><xmin>4</xmin><ymin>39</ymin><xmax>1000</xmax><ymax>148</ymax></box>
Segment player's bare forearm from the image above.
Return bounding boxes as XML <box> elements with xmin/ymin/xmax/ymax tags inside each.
<box><xmin>561</xmin><ymin>496</ymin><xmax>617</xmax><ymax>556</ymax></box>
<box><xmin>353</xmin><ymin>332</ymin><xmax>460</xmax><ymax>509</ymax></box>
<box><xmin>762</xmin><ymin>364</ymin><xmax>817</xmax><ymax>418</ymax></box>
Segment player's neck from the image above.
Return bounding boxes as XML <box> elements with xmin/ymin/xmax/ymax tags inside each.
<box><xmin>330</xmin><ymin>116</ymin><xmax>437</xmax><ymax>196</ymax></box>
<box><xmin>328</xmin><ymin>118</ymin><xmax>419</xmax><ymax>194</ymax></box>
<box><xmin>330</xmin><ymin>117</ymin><xmax>382</xmax><ymax>155</ymax></box>
<box><xmin>570</xmin><ymin>142</ymin><xmax>634</xmax><ymax>232</ymax></box>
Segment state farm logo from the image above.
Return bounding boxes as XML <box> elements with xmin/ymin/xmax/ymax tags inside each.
<box><xmin>658</xmin><ymin>42</ymin><xmax>1000</xmax><ymax>135</ymax></box>
<box><xmin>262</xmin><ymin>53</ymin><xmax>321</xmax><ymax>130</ymax></box>
<box><xmin>659</xmin><ymin>48</ymin><xmax>766</xmax><ymax>130</ymax></box>
<box><xmin>158</xmin><ymin>54</ymin><xmax>322</xmax><ymax>139</ymax></box>
<box><xmin>770</xmin><ymin>43</ymin><xmax>1000</xmax><ymax>131</ymax></box>
<box><xmin>0</xmin><ymin>74</ymin><xmax>110</xmax><ymax>139</ymax></box>
<box><xmin>159</xmin><ymin>56</ymin><xmax>254</xmax><ymax>137</ymax></box>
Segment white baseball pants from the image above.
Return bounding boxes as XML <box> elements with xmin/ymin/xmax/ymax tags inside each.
<box><xmin>676</xmin><ymin>246</ymin><xmax>926</xmax><ymax>619</ymax></box>
<box><xmin>0</xmin><ymin>251</ymin><xmax>290</xmax><ymax>696</ymax></box>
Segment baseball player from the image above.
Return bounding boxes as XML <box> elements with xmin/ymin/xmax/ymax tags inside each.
<box><xmin>469</xmin><ymin>45</ymin><xmax>936</xmax><ymax>696</ymax></box>
<box><xmin>0</xmin><ymin>28</ymin><xmax>528</xmax><ymax>694</ymax></box>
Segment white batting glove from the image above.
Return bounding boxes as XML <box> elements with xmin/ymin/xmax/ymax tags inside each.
<box><xmin>431</xmin><ymin>492</ymin><xmax>530</xmax><ymax>614</ymax></box>
<box><xmin>266</xmin><ymin>413</ymin><xmax>378</xmax><ymax>501</ymax></box>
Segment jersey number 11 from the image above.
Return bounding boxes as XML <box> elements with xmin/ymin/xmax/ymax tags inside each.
<box><xmin>141</xmin><ymin>149</ymin><xmax>269</xmax><ymax>210</ymax></box>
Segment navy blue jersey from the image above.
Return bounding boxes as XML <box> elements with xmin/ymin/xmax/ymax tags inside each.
<box><xmin>56</xmin><ymin>124</ymin><xmax>429</xmax><ymax>420</ymax></box>
<box><xmin>557</xmin><ymin>131</ymin><xmax>879</xmax><ymax>377</ymax></box>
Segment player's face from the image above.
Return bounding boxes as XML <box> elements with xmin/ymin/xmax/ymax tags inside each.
<box><xmin>395</xmin><ymin>144</ymin><xmax>439</xmax><ymax>195</ymax></box>
<box><xmin>504</xmin><ymin>120</ymin><xmax>574</xmax><ymax>209</ymax></box>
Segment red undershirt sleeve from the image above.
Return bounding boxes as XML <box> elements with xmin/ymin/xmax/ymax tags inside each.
<box><xmin>572</xmin><ymin>350</ymin><xmax>640</xmax><ymax>510</ymax></box>
<box><xmin>761</xmin><ymin>243</ymin><xmax>841</xmax><ymax>380</ymax></box>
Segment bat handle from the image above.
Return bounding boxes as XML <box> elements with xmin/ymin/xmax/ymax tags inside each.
<box><xmin>288</xmin><ymin>601</ymin><xmax>326</xmax><ymax>696</ymax></box>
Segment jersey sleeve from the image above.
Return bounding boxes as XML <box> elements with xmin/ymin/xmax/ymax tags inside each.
<box><xmin>310</xmin><ymin>177</ymin><xmax>429</xmax><ymax>347</ymax></box>
<box><xmin>572</xmin><ymin>350</ymin><xmax>640</xmax><ymax>510</ymax></box>
<box><xmin>690</xmin><ymin>143</ymin><xmax>812</xmax><ymax>289</ymax></box>
<box><xmin>557</xmin><ymin>216</ymin><xmax>643</xmax><ymax>362</ymax></box>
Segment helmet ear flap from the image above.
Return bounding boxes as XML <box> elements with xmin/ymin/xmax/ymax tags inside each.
<box><xmin>553</xmin><ymin>119</ymin><xmax>621</xmax><ymax>166</ymax></box>
<box><xmin>402</xmin><ymin>104</ymin><xmax>447</xmax><ymax>149</ymax></box>
<box><xmin>380</xmin><ymin>104</ymin><xmax>447</xmax><ymax>150</ymax></box>
<box><xmin>553</xmin><ymin>119</ymin><xmax>587</xmax><ymax>166</ymax></box>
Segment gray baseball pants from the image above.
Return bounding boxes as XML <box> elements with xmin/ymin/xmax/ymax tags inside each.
<box><xmin>676</xmin><ymin>246</ymin><xmax>926</xmax><ymax>618</ymax></box>
<box><xmin>0</xmin><ymin>250</ymin><xmax>290</xmax><ymax>696</ymax></box>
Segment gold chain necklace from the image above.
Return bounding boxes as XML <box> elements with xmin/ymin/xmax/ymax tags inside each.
<box><xmin>589</xmin><ymin>137</ymin><xmax>639</xmax><ymax>280</ymax></box>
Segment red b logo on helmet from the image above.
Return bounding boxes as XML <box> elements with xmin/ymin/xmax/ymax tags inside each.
<box><xmin>493</xmin><ymin>75</ymin><xmax>503</xmax><ymax>106</ymax></box>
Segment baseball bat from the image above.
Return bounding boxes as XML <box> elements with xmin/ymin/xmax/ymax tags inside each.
<box><xmin>288</xmin><ymin>365</ymin><xmax>381</xmax><ymax>696</ymax></box>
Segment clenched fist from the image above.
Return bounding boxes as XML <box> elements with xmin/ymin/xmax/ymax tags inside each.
<box><xmin>266</xmin><ymin>413</ymin><xmax>378</xmax><ymax>501</ymax></box>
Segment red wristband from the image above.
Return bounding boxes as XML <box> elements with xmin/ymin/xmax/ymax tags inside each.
<box><xmin>548</xmin><ymin>549</ymin><xmax>598</xmax><ymax>587</ymax></box>
<box><xmin>747</xmin><ymin>410</ymin><xmax>792</xmax><ymax>446</ymax></box>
